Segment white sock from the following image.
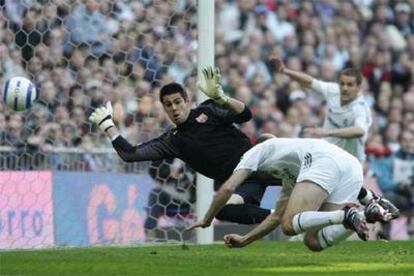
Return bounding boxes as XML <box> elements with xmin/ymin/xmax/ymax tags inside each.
<box><xmin>317</xmin><ymin>225</ymin><xmax>353</xmax><ymax>249</ymax></box>
<box><xmin>359</xmin><ymin>189</ymin><xmax>374</xmax><ymax>205</ymax></box>
<box><xmin>292</xmin><ymin>211</ymin><xmax>345</xmax><ymax>234</ymax></box>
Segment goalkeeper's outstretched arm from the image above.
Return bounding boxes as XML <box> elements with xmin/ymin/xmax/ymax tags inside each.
<box><xmin>222</xmin><ymin>97</ymin><xmax>246</xmax><ymax>115</ymax></box>
<box><xmin>197</xmin><ymin>66</ymin><xmax>245</xmax><ymax>114</ymax></box>
<box><xmin>89</xmin><ymin>102</ymin><xmax>178</xmax><ymax>162</ymax></box>
<box><xmin>111</xmin><ymin>133</ymin><xmax>178</xmax><ymax>162</ymax></box>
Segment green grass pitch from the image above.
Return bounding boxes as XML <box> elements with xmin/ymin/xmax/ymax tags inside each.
<box><xmin>1</xmin><ymin>241</ymin><xmax>413</xmax><ymax>275</ymax></box>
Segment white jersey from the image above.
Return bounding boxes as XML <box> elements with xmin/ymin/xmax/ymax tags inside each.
<box><xmin>235</xmin><ymin>138</ymin><xmax>363</xmax><ymax>204</ymax></box>
<box><xmin>311</xmin><ymin>79</ymin><xmax>372</xmax><ymax>162</ymax></box>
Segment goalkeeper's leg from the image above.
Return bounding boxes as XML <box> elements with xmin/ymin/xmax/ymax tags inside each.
<box><xmin>215</xmin><ymin>180</ymin><xmax>272</xmax><ymax>224</ymax></box>
<box><xmin>216</xmin><ymin>203</ymin><xmax>271</xmax><ymax>224</ymax></box>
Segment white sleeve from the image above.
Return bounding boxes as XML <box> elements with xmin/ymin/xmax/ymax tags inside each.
<box><xmin>353</xmin><ymin>103</ymin><xmax>372</xmax><ymax>134</ymax></box>
<box><xmin>311</xmin><ymin>79</ymin><xmax>340</xmax><ymax>99</ymax></box>
<box><xmin>234</xmin><ymin>143</ymin><xmax>268</xmax><ymax>172</ymax></box>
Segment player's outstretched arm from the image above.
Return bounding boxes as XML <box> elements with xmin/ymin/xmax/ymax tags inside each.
<box><xmin>224</xmin><ymin>214</ymin><xmax>279</xmax><ymax>248</ymax></box>
<box><xmin>186</xmin><ymin>169</ymin><xmax>251</xmax><ymax>231</ymax></box>
<box><xmin>224</xmin><ymin>199</ymin><xmax>287</xmax><ymax>248</ymax></box>
<box><xmin>271</xmin><ymin>56</ymin><xmax>313</xmax><ymax>89</ymax></box>
<box><xmin>197</xmin><ymin>66</ymin><xmax>245</xmax><ymax>114</ymax></box>
<box><xmin>303</xmin><ymin>126</ymin><xmax>365</xmax><ymax>139</ymax></box>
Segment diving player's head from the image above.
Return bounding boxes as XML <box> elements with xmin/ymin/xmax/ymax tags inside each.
<box><xmin>160</xmin><ymin>82</ymin><xmax>190</xmax><ymax>125</ymax></box>
<box><xmin>256</xmin><ymin>133</ymin><xmax>277</xmax><ymax>144</ymax></box>
<box><xmin>338</xmin><ymin>68</ymin><xmax>363</xmax><ymax>105</ymax></box>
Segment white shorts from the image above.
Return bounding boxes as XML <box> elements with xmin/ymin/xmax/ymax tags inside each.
<box><xmin>294</xmin><ymin>151</ymin><xmax>363</xmax><ymax>205</ymax></box>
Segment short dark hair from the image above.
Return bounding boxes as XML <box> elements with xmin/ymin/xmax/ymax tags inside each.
<box><xmin>159</xmin><ymin>82</ymin><xmax>188</xmax><ymax>103</ymax></box>
<box><xmin>256</xmin><ymin>133</ymin><xmax>276</xmax><ymax>144</ymax></box>
<box><xmin>339</xmin><ymin>68</ymin><xmax>363</xmax><ymax>85</ymax></box>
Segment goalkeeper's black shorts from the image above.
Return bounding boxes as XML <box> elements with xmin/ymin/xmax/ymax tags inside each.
<box><xmin>234</xmin><ymin>174</ymin><xmax>282</xmax><ymax>206</ymax></box>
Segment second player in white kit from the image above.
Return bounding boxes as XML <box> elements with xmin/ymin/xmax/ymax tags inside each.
<box><xmin>310</xmin><ymin>79</ymin><xmax>372</xmax><ymax>163</ymax></box>
<box><xmin>271</xmin><ymin>57</ymin><xmax>399</xmax><ymax>221</ymax></box>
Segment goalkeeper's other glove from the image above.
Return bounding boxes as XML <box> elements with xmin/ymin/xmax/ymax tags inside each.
<box><xmin>197</xmin><ymin>66</ymin><xmax>229</xmax><ymax>105</ymax></box>
<box><xmin>89</xmin><ymin>102</ymin><xmax>115</xmax><ymax>132</ymax></box>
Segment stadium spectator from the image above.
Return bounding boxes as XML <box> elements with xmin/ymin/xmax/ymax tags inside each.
<box><xmin>370</xmin><ymin>130</ymin><xmax>414</xmax><ymax>238</ymax></box>
<box><xmin>14</xmin><ymin>7</ymin><xmax>47</xmax><ymax>62</ymax></box>
<box><xmin>64</xmin><ymin>0</ymin><xmax>110</xmax><ymax>57</ymax></box>
<box><xmin>3</xmin><ymin>0</ymin><xmax>34</xmax><ymax>29</ymax></box>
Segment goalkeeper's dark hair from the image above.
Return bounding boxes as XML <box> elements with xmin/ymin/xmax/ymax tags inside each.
<box><xmin>159</xmin><ymin>82</ymin><xmax>188</xmax><ymax>103</ymax></box>
<box><xmin>338</xmin><ymin>68</ymin><xmax>363</xmax><ymax>85</ymax></box>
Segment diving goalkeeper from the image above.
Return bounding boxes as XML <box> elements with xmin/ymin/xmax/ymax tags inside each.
<box><xmin>90</xmin><ymin>67</ymin><xmax>277</xmax><ymax>224</ymax></box>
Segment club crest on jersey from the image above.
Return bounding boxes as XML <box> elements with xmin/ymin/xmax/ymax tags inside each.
<box><xmin>195</xmin><ymin>113</ymin><xmax>208</xmax><ymax>123</ymax></box>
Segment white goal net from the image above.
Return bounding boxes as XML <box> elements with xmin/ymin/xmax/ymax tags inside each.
<box><xmin>0</xmin><ymin>0</ymin><xmax>199</xmax><ymax>249</ymax></box>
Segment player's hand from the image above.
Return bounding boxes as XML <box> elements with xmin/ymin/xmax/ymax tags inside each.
<box><xmin>303</xmin><ymin>127</ymin><xmax>327</xmax><ymax>138</ymax></box>
<box><xmin>185</xmin><ymin>219</ymin><xmax>211</xmax><ymax>232</ymax></box>
<box><xmin>224</xmin><ymin>234</ymin><xmax>247</xmax><ymax>248</ymax></box>
<box><xmin>89</xmin><ymin>102</ymin><xmax>115</xmax><ymax>132</ymax></box>
<box><xmin>197</xmin><ymin>66</ymin><xmax>228</xmax><ymax>105</ymax></box>
<box><xmin>270</xmin><ymin>56</ymin><xmax>285</xmax><ymax>73</ymax></box>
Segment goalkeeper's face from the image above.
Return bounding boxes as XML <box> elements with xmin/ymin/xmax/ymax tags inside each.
<box><xmin>162</xmin><ymin>93</ymin><xmax>190</xmax><ymax>125</ymax></box>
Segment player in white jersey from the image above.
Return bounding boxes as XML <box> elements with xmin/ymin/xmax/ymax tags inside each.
<box><xmin>188</xmin><ymin>137</ymin><xmax>369</xmax><ymax>251</ymax></box>
<box><xmin>272</xmin><ymin>57</ymin><xmax>399</xmax><ymax>222</ymax></box>
<box><xmin>274</xmin><ymin>58</ymin><xmax>371</xmax><ymax>162</ymax></box>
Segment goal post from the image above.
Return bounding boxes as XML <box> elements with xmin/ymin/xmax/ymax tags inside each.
<box><xmin>196</xmin><ymin>0</ymin><xmax>215</xmax><ymax>245</ymax></box>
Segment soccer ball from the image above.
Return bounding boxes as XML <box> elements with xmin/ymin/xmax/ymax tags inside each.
<box><xmin>2</xmin><ymin>76</ymin><xmax>37</xmax><ymax>111</ymax></box>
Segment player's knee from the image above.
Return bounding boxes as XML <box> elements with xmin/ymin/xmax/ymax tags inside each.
<box><xmin>304</xmin><ymin>233</ymin><xmax>324</xmax><ymax>252</ymax></box>
<box><xmin>281</xmin><ymin>215</ymin><xmax>296</xmax><ymax>236</ymax></box>
<box><xmin>226</xmin><ymin>194</ymin><xmax>244</xmax><ymax>204</ymax></box>
<box><xmin>304</xmin><ymin>242</ymin><xmax>324</xmax><ymax>252</ymax></box>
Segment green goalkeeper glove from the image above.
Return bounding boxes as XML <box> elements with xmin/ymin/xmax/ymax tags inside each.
<box><xmin>89</xmin><ymin>102</ymin><xmax>115</xmax><ymax>132</ymax></box>
<box><xmin>197</xmin><ymin>66</ymin><xmax>229</xmax><ymax>105</ymax></box>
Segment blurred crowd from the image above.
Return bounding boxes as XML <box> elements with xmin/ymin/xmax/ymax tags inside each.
<box><xmin>0</xmin><ymin>0</ymin><xmax>414</xmax><ymax>230</ymax></box>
